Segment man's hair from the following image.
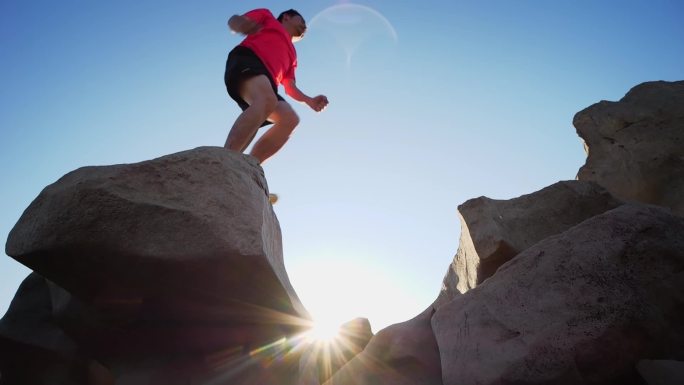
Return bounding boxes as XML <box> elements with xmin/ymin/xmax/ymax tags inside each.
<box><xmin>277</xmin><ymin>9</ymin><xmax>303</xmax><ymax>23</ymax></box>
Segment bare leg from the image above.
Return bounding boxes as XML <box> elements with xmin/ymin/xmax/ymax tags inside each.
<box><xmin>225</xmin><ymin>75</ymin><xmax>278</xmax><ymax>152</ymax></box>
<box><xmin>250</xmin><ymin>100</ymin><xmax>300</xmax><ymax>164</ymax></box>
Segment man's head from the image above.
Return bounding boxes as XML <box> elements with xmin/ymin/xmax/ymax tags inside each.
<box><xmin>278</xmin><ymin>9</ymin><xmax>306</xmax><ymax>41</ymax></box>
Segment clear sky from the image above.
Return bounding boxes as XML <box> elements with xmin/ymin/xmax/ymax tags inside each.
<box><xmin>1</xmin><ymin>0</ymin><xmax>683</xmax><ymax>333</ymax></box>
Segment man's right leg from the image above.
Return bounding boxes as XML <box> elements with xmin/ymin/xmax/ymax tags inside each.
<box><xmin>224</xmin><ymin>75</ymin><xmax>278</xmax><ymax>152</ymax></box>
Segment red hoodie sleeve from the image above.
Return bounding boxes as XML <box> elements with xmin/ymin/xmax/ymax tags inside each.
<box><xmin>243</xmin><ymin>8</ymin><xmax>273</xmax><ymax>24</ymax></box>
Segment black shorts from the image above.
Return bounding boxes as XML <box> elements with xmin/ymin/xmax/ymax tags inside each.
<box><xmin>224</xmin><ymin>46</ymin><xmax>285</xmax><ymax>127</ymax></box>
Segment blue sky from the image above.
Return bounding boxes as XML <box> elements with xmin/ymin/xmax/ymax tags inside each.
<box><xmin>1</xmin><ymin>0</ymin><xmax>683</xmax><ymax>332</ymax></box>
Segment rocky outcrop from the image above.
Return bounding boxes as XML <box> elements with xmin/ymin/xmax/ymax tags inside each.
<box><xmin>1</xmin><ymin>147</ymin><xmax>311</xmax><ymax>384</ymax></box>
<box><xmin>3</xmin><ymin>80</ymin><xmax>683</xmax><ymax>385</ymax></box>
<box><xmin>575</xmin><ymin>80</ymin><xmax>684</xmax><ymax>216</ymax></box>
<box><xmin>6</xmin><ymin>147</ymin><xmax>307</xmax><ymax>325</ymax></box>
<box><xmin>323</xmin><ymin>307</ymin><xmax>443</xmax><ymax>385</ymax></box>
<box><xmin>432</xmin><ymin>204</ymin><xmax>684</xmax><ymax>385</ymax></box>
<box><xmin>436</xmin><ymin>180</ymin><xmax>622</xmax><ymax>299</ymax></box>
<box><xmin>430</xmin><ymin>81</ymin><xmax>684</xmax><ymax>385</ymax></box>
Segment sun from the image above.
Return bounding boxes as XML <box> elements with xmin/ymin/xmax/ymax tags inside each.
<box><xmin>288</xmin><ymin>253</ymin><xmax>418</xmax><ymax>335</ymax></box>
<box><xmin>306</xmin><ymin>319</ymin><xmax>342</xmax><ymax>343</ymax></box>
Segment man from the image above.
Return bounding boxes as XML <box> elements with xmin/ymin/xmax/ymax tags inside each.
<box><xmin>224</xmin><ymin>8</ymin><xmax>329</xmax><ymax>164</ymax></box>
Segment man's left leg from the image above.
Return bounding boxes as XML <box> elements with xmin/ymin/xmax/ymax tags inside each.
<box><xmin>250</xmin><ymin>100</ymin><xmax>300</xmax><ymax>164</ymax></box>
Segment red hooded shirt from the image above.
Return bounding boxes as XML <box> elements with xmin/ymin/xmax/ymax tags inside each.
<box><xmin>239</xmin><ymin>9</ymin><xmax>297</xmax><ymax>86</ymax></box>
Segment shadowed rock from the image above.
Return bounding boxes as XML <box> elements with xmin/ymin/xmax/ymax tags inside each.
<box><xmin>574</xmin><ymin>80</ymin><xmax>684</xmax><ymax>216</ymax></box>
<box><xmin>432</xmin><ymin>204</ymin><xmax>684</xmax><ymax>385</ymax></box>
<box><xmin>637</xmin><ymin>360</ymin><xmax>684</xmax><ymax>385</ymax></box>
<box><xmin>436</xmin><ymin>180</ymin><xmax>622</xmax><ymax>301</ymax></box>
<box><xmin>0</xmin><ymin>273</ymin><xmax>114</xmax><ymax>385</ymax></box>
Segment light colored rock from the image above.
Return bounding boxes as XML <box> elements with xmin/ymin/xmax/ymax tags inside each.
<box><xmin>432</xmin><ymin>204</ymin><xmax>684</xmax><ymax>385</ymax></box>
<box><xmin>637</xmin><ymin>360</ymin><xmax>684</xmax><ymax>385</ymax></box>
<box><xmin>2</xmin><ymin>147</ymin><xmax>311</xmax><ymax>385</ymax></box>
<box><xmin>437</xmin><ymin>180</ymin><xmax>621</xmax><ymax>299</ymax></box>
<box><xmin>5</xmin><ymin>147</ymin><xmax>308</xmax><ymax>329</ymax></box>
<box><xmin>323</xmin><ymin>307</ymin><xmax>442</xmax><ymax>385</ymax></box>
<box><xmin>575</xmin><ymin>80</ymin><xmax>684</xmax><ymax>216</ymax></box>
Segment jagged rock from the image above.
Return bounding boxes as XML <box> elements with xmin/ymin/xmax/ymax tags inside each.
<box><xmin>299</xmin><ymin>317</ymin><xmax>373</xmax><ymax>385</ymax></box>
<box><xmin>637</xmin><ymin>360</ymin><xmax>684</xmax><ymax>385</ymax></box>
<box><xmin>323</xmin><ymin>307</ymin><xmax>442</xmax><ymax>385</ymax></box>
<box><xmin>0</xmin><ymin>273</ymin><xmax>77</xmax><ymax>355</ymax></box>
<box><xmin>575</xmin><ymin>80</ymin><xmax>684</xmax><ymax>216</ymax></box>
<box><xmin>0</xmin><ymin>273</ymin><xmax>114</xmax><ymax>384</ymax></box>
<box><xmin>436</xmin><ymin>180</ymin><xmax>622</xmax><ymax>299</ymax></box>
<box><xmin>339</xmin><ymin>317</ymin><xmax>374</xmax><ymax>350</ymax></box>
<box><xmin>2</xmin><ymin>147</ymin><xmax>310</xmax><ymax>383</ymax></box>
<box><xmin>432</xmin><ymin>204</ymin><xmax>684</xmax><ymax>385</ymax></box>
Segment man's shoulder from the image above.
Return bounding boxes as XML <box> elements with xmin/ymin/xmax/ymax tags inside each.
<box><xmin>244</xmin><ymin>8</ymin><xmax>276</xmax><ymax>20</ymax></box>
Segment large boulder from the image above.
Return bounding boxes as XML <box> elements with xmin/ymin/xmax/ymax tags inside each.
<box><xmin>436</xmin><ymin>180</ymin><xmax>622</xmax><ymax>300</ymax></box>
<box><xmin>6</xmin><ymin>146</ymin><xmax>307</xmax><ymax>322</ymax></box>
<box><xmin>432</xmin><ymin>204</ymin><xmax>684</xmax><ymax>385</ymax></box>
<box><xmin>323</xmin><ymin>307</ymin><xmax>443</xmax><ymax>385</ymax></box>
<box><xmin>574</xmin><ymin>80</ymin><xmax>684</xmax><ymax>216</ymax></box>
<box><xmin>2</xmin><ymin>147</ymin><xmax>310</xmax><ymax>383</ymax></box>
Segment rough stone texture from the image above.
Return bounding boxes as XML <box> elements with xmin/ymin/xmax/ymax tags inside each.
<box><xmin>2</xmin><ymin>147</ymin><xmax>310</xmax><ymax>384</ymax></box>
<box><xmin>574</xmin><ymin>80</ymin><xmax>684</xmax><ymax>216</ymax></box>
<box><xmin>0</xmin><ymin>273</ymin><xmax>114</xmax><ymax>385</ymax></box>
<box><xmin>637</xmin><ymin>360</ymin><xmax>684</xmax><ymax>385</ymax></box>
<box><xmin>437</xmin><ymin>180</ymin><xmax>622</xmax><ymax>298</ymax></box>
<box><xmin>299</xmin><ymin>318</ymin><xmax>373</xmax><ymax>385</ymax></box>
<box><xmin>6</xmin><ymin>147</ymin><xmax>307</xmax><ymax>325</ymax></box>
<box><xmin>432</xmin><ymin>204</ymin><xmax>684</xmax><ymax>385</ymax></box>
<box><xmin>323</xmin><ymin>307</ymin><xmax>443</xmax><ymax>385</ymax></box>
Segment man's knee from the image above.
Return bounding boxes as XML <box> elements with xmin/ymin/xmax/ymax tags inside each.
<box><xmin>279</xmin><ymin>107</ymin><xmax>300</xmax><ymax>130</ymax></box>
<box><xmin>286</xmin><ymin>110</ymin><xmax>300</xmax><ymax>129</ymax></box>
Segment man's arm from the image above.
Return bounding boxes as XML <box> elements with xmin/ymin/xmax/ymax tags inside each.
<box><xmin>282</xmin><ymin>79</ymin><xmax>329</xmax><ymax>112</ymax></box>
<box><xmin>228</xmin><ymin>14</ymin><xmax>261</xmax><ymax>35</ymax></box>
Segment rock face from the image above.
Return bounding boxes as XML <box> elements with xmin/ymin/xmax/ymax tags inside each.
<box><xmin>437</xmin><ymin>180</ymin><xmax>622</xmax><ymax>299</ymax></box>
<box><xmin>432</xmin><ymin>204</ymin><xmax>684</xmax><ymax>385</ymax></box>
<box><xmin>0</xmin><ymin>272</ymin><xmax>116</xmax><ymax>385</ymax></box>
<box><xmin>574</xmin><ymin>80</ymin><xmax>684</xmax><ymax>216</ymax></box>
<box><xmin>323</xmin><ymin>307</ymin><xmax>443</xmax><ymax>385</ymax></box>
<box><xmin>2</xmin><ymin>147</ymin><xmax>311</xmax><ymax>384</ymax></box>
<box><xmin>6</xmin><ymin>147</ymin><xmax>306</xmax><ymax>324</ymax></box>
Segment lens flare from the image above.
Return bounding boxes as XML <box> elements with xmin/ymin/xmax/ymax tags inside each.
<box><xmin>309</xmin><ymin>3</ymin><xmax>398</xmax><ymax>68</ymax></box>
<box><xmin>307</xmin><ymin>320</ymin><xmax>342</xmax><ymax>343</ymax></box>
